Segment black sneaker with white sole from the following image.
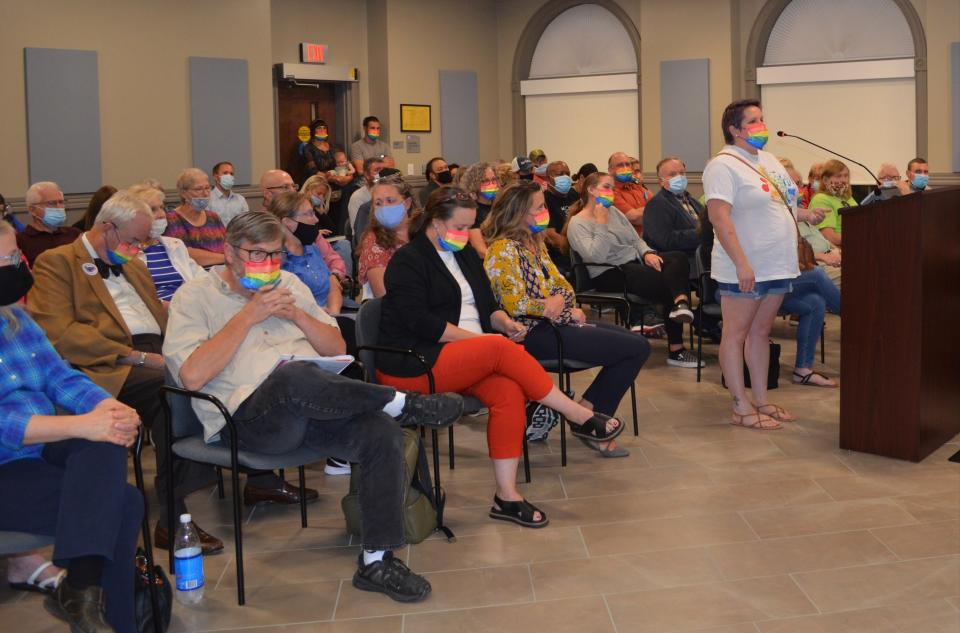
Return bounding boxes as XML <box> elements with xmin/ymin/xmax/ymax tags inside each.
<box><xmin>525</xmin><ymin>401</ymin><xmax>561</xmax><ymax>442</ymax></box>
<box><xmin>669</xmin><ymin>301</ymin><xmax>694</xmax><ymax>324</ymax></box>
<box><xmin>395</xmin><ymin>392</ymin><xmax>464</xmax><ymax>428</ymax></box>
<box><xmin>666</xmin><ymin>348</ymin><xmax>705</xmax><ymax>368</ymax></box>
<box><xmin>323</xmin><ymin>458</ymin><xmax>351</xmax><ymax>476</ymax></box>
<box><xmin>352</xmin><ymin>551</ymin><xmax>432</xmax><ymax>602</ymax></box>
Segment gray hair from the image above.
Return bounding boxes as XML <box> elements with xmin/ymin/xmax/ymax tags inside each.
<box><xmin>176</xmin><ymin>168</ymin><xmax>208</xmax><ymax>193</ymax></box>
<box><xmin>225</xmin><ymin>211</ymin><xmax>283</xmax><ymax>246</ymax></box>
<box><xmin>25</xmin><ymin>181</ymin><xmax>61</xmax><ymax>207</ymax></box>
<box><xmin>94</xmin><ymin>191</ymin><xmax>152</xmax><ymax>228</ymax></box>
<box><xmin>459</xmin><ymin>162</ymin><xmax>495</xmax><ymax>195</ymax></box>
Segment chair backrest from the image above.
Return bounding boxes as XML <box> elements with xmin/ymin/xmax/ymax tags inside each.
<box><xmin>163</xmin><ymin>369</ymin><xmax>206</xmax><ymax>438</ymax></box>
<box><xmin>353</xmin><ymin>201</ymin><xmax>372</xmax><ymax>249</ymax></box>
<box><xmin>355</xmin><ymin>296</ymin><xmax>383</xmax><ymax>380</ymax></box>
<box><xmin>567</xmin><ymin>247</ymin><xmax>595</xmax><ymax>293</ymax></box>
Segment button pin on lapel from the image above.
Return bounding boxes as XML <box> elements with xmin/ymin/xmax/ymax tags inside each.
<box><xmin>82</xmin><ymin>262</ymin><xmax>98</xmax><ymax>277</ymax></box>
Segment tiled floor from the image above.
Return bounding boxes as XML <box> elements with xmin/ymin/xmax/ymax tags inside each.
<box><xmin>3</xmin><ymin>313</ymin><xmax>959</xmax><ymax>632</ymax></box>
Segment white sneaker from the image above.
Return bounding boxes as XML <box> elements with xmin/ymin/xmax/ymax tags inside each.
<box><xmin>324</xmin><ymin>458</ymin><xmax>351</xmax><ymax>476</ymax></box>
<box><xmin>669</xmin><ymin>301</ymin><xmax>694</xmax><ymax>324</ymax></box>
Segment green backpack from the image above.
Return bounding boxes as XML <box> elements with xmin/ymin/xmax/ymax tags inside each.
<box><xmin>340</xmin><ymin>428</ymin><xmax>441</xmax><ymax>544</ymax></box>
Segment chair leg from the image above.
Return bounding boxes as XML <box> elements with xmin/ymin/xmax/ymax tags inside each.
<box><xmin>448</xmin><ymin>426</ymin><xmax>455</xmax><ymax>470</ymax></box>
<box><xmin>298</xmin><ymin>466</ymin><xmax>308</xmax><ymax>528</ymax></box>
<box><xmin>696</xmin><ymin>312</ymin><xmax>704</xmax><ymax>384</ymax></box>
<box><xmin>559</xmin><ymin>372</ymin><xmax>569</xmax><ymax>468</ymax></box>
<box><xmin>278</xmin><ymin>468</ymin><xmax>285</xmax><ymax>482</ymax></box>
<box><xmin>630</xmin><ymin>383</ymin><xmax>639</xmax><ymax>436</ymax></box>
<box><xmin>522</xmin><ymin>435</ymin><xmax>531</xmax><ymax>484</ymax></box>
<box><xmin>132</xmin><ymin>448</ymin><xmax>164</xmax><ymax>633</ymax></box>
<box><xmin>216</xmin><ymin>467</ymin><xmax>225</xmax><ymax>500</ymax></box>
<box><xmin>230</xmin><ymin>466</ymin><xmax>245</xmax><ymax>606</ymax></box>
<box><xmin>430</xmin><ymin>429</ymin><xmax>442</xmax><ymax>519</ymax></box>
<box><xmin>820</xmin><ymin>322</ymin><xmax>826</xmax><ymax>364</ymax></box>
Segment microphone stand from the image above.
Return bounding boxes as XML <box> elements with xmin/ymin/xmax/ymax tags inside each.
<box><xmin>776</xmin><ymin>131</ymin><xmax>882</xmax><ymax>189</ymax></box>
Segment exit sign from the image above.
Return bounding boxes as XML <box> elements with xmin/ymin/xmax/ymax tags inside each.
<box><xmin>300</xmin><ymin>43</ymin><xmax>327</xmax><ymax>64</ymax></box>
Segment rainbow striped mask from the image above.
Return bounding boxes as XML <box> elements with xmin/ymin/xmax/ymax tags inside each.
<box><xmin>614</xmin><ymin>168</ymin><xmax>633</xmax><ymax>183</ymax></box>
<box><xmin>596</xmin><ymin>191</ymin><xmax>615</xmax><ymax>208</ymax></box>
<box><xmin>744</xmin><ymin>123</ymin><xmax>769</xmax><ymax>149</ymax></box>
<box><xmin>240</xmin><ymin>259</ymin><xmax>282</xmax><ymax>290</ymax></box>
<box><xmin>529</xmin><ymin>210</ymin><xmax>549</xmax><ymax>234</ymax></box>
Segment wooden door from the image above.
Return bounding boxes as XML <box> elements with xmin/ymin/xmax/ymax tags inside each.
<box><xmin>277</xmin><ymin>82</ymin><xmax>337</xmax><ymax>186</ymax></box>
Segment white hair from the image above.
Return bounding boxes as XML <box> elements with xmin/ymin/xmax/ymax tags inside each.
<box><xmin>25</xmin><ymin>181</ymin><xmax>61</xmax><ymax>206</ymax></box>
<box><xmin>176</xmin><ymin>168</ymin><xmax>208</xmax><ymax>193</ymax></box>
<box><xmin>94</xmin><ymin>191</ymin><xmax>151</xmax><ymax>228</ymax></box>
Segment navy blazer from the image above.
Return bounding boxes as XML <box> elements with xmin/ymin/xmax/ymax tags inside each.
<box><xmin>642</xmin><ymin>188</ymin><xmax>704</xmax><ymax>254</ymax></box>
<box><xmin>379</xmin><ymin>233</ymin><xmax>500</xmax><ymax>376</ymax></box>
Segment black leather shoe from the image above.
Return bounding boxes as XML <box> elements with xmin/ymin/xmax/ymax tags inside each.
<box><xmin>352</xmin><ymin>551</ymin><xmax>431</xmax><ymax>603</ymax></box>
<box><xmin>243</xmin><ymin>480</ymin><xmax>320</xmax><ymax>506</ymax></box>
<box><xmin>396</xmin><ymin>392</ymin><xmax>464</xmax><ymax>428</ymax></box>
<box><xmin>44</xmin><ymin>582</ymin><xmax>112</xmax><ymax>632</ymax></box>
<box><xmin>154</xmin><ymin>521</ymin><xmax>224</xmax><ymax>555</ymax></box>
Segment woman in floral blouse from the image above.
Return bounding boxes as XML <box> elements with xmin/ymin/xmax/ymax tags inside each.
<box><xmin>358</xmin><ymin>175</ymin><xmax>416</xmax><ymax>300</ymax></box>
<box><xmin>482</xmin><ymin>181</ymin><xmax>649</xmax><ymax>457</ymax></box>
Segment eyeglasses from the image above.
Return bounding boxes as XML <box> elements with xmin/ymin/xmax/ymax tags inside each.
<box><xmin>35</xmin><ymin>199</ymin><xmax>66</xmax><ymax>207</ymax></box>
<box><xmin>0</xmin><ymin>249</ymin><xmax>22</xmax><ymax>268</ymax></box>
<box><xmin>266</xmin><ymin>183</ymin><xmax>299</xmax><ymax>192</ymax></box>
<box><xmin>187</xmin><ymin>186</ymin><xmax>211</xmax><ymax>194</ymax></box>
<box><xmin>111</xmin><ymin>225</ymin><xmax>145</xmax><ymax>250</ymax></box>
<box><xmin>231</xmin><ymin>244</ymin><xmax>287</xmax><ymax>262</ymax></box>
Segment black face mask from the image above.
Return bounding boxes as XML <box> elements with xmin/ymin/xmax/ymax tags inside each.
<box><xmin>519</xmin><ymin>173</ymin><xmax>534</xmax><ymax>181</ymax></box>
<box><xmin>0</xmin><ymin>265</ymin><xmax>33</xmax><ymax>306</ymax></box>
<box><xmin>435</xmin><ymin>170</ymin><xmax>453</xmax><ymax>185</ymax></box>
<box><xmin>293</xmin><ymin>221</ymin><xmax>322</xmax><ymax>247</ymax></box>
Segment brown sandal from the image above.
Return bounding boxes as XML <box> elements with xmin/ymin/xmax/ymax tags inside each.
<box><xmin>756</xmin><ymin>403</ymin><xmax>795</xmax><ymax>422</ymax></box>
<box><xmin>731</xmin><ymin>411</ymin><xmax>782</xmax><ymax>430</ymax></box>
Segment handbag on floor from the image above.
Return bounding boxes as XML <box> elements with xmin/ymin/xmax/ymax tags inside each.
<box><xmin>721</xmin><ymin>341</ymin><xmax>780</xmax><ymax>390</ymax></box>
<box><xmin>134</xmin><ymin>547</ymin><xmax>172</xmax><ymax>633</ymax></box>
<box><xmin>341</xmin><ymin>427</ymin><xmax>439</xmax><ymax>544</ymax></box>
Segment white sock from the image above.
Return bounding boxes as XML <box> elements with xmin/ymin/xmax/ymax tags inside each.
<box><xmin>363</xmin><ymin>549</ymin><xmax>386</xmax><ymax>565</ymax></box>
<box><xmin>382</xmin><ymin>391</ymin><xmax>406</xmax><ymax>418</ymax></box>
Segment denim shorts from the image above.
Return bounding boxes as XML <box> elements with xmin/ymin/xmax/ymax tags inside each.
<box><xmin>716</xmin><ymin>279</ymin><xmax>793</xmax><ymax>299</ymax></box>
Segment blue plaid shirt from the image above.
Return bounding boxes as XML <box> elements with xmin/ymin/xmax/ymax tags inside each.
<box><xmin>0</xmin><ymin>306</ymin><xmax>110</xmax><ymax>466</ymax></box>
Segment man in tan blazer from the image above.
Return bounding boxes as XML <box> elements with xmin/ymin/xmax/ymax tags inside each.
<box><xmin>27</xmin><ymin>191</ymin><xmax>225</xmax><ymax>553</ymax></box>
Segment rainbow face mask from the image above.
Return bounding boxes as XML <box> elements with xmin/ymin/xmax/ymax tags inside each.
<box><xmin>106</xmin><ymin>242</ymin><xmax>140</xmax><ymax>266</ymax></box>
<box><xmin>314</xmin><ymin>132</ymin><xmax>328</xmax><ymax>141</ymax></box>
<box><xmin>438</xmin><ymin>227</ymin><xmax>469</xmax><ymax>252</ymax></box>
<box><xmin>614</xmin><ymin>168</ymin><xmax>633</xmax><ymax>183</ymax></box>
<box><xmin>743</xmin><ymin>123</ymin><xmax>769</xmax><ymax>150</ymax></box>
<box><xmin>529</xmin><ymin>209</ymin><xmax>549</xmax><ymax>234</ymax></box>
<box><xmin>366</xmin><ymin>130</ymin><xmax>380</xmax><ymax>141</ymax></box>
<box><xmin>478</xmin><ymin>182</ymin><xmax>499</xmax><ymax>202</ymax></box>
<box><xmin>596</xmin><ymin>191</ymin><xmax>615</xmax><ymax>208</ymax></box>
<box><xmin>240</xmin><ymin>259</ymin><xmax>281</xmax><ymax>291</ymax></box>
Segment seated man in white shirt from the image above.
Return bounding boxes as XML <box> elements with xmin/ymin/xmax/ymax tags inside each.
<box><xmin>208</xmin><ymin>161</ymin><xmax>249</xmax><ymax>228</ymax></box>
<box><xmin>162</xmin><ymin>211</ymin><xmax>463</xmax><ymax>603</ymax></box>
<box><xmin>347</xmin><ymin>157</ymin><xmax>384</xmax><ymax>243</ymax></box>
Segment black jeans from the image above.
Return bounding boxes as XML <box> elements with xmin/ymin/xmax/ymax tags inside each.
<box><xmin>523</xmin><ymin>321</ymin><xmax>649</xmax><ymax>416</ymax></box>
<box><xmin>593</xmin><ymin>251</ymin><xmax>691</xmax><ymax>345</ymax></box>
<box><xmin>0</xmin><ymin>440</ymin><xmax>142</xmax><ymax>633</ymax></box>
<box><xmin>228</xmin><ymin>362</ymin><xmax>406</xmax><ymax>550</ymax></box>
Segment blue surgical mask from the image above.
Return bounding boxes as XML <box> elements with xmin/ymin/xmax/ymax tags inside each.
<box><xmin>218</xmin><ymin>174</ymin><xmax>235</xmax><ymax>190</ymax></box>
<box><xmin>190</xmin><ymin>197</ymin><xmax>209</xmax><ymax>212</ymax></box>
<box><xmin>41</xmin><ymin>207</ymin><xmax>66</xmax><ymax>228</ymax></box>
<box><xmin>881</xmin><ymin>179</ymin><xmax>898</xmax><ymax>189</ymax></box>
<box><xmin>310</xmin><ymin>194</ymin><xmax>324</xmax><ymax>207</ymax></box>
<box><xmin>553</xmin><ymin>175</ymin><xmax>572</xmax><ymax>194</ymax></box>
<box><xmin>667</xmin><ymin>175</ymin><xmax>688</xmax><ymax>195</ymax></box>
<box><xmin>374</xmin><ymin>203</ymin><xmax>406</xmax><ymax>229</ymax></box>
<box><xmin>911</xmin><ymin>173</ymin><xmax>928</xmax><ymax>190</ymax></box>
<box><xmin>535</xmin><ymin>165</ymin><xmax>547</xmax><ymax>176</ymax></box>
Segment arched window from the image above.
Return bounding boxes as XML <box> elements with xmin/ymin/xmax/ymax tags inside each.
<box><xmin>755</xmin><ymin>0</ymin><xmax>922</xmax><ymax>184</ymax></box>
<box><xmin>516</xmin><ymin>3</ymin><xmax>640</xmax><ymax>172</ymax></box>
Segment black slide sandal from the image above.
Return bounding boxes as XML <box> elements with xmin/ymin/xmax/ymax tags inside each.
<box><xmin>489</xmin><ymin>495</ymin><xmax>549</xmax><ymax>528</ymax></box>
<box><xmin>568</xmin><ymin>413</ymin><xmax>624</xmax><ymax>442</ymax></box>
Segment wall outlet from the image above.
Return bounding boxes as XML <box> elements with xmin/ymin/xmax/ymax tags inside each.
<box><xmin>407</xmin><ymin>163</ymin><xmax>415</xmax><ymax>175</ymax></box>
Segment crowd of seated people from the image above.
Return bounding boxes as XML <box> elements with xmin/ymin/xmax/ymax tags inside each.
<box><xmin>1</xmin><ymin>105</ymin><xmax>937</xmax><ymax>627</ymax></box>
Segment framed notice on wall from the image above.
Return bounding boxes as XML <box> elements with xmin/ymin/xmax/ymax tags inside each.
<box><xmin>400</xmin><ymin>104</ymin><xmax>431</xmax><ymax>133</ymax></box>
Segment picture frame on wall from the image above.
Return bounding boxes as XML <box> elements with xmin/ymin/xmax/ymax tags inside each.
<box><xmin>400</xmin><ymin>104</ymin><xmax>431</xmax><ymax>133</ymax></box>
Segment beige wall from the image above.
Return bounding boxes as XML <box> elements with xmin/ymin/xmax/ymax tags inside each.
<box><xmin>0</xmin><ymin>0</ymin><xmax>276</xmax><ymax>196</ymax></box>
<box><xmin>381</xmin><ymin>0</ymin><xmax>500</xmax><ymax>176</ymax></box>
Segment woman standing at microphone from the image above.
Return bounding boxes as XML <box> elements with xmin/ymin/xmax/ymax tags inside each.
<box><xmin>702</xmin><ymin>100</ymin><xmax>825</xmax><ymax>430</ymax></box>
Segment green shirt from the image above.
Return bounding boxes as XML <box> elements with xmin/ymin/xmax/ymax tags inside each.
<box><xmin>810</xmin><ymin>192</ymin><xmax>856</xmax><ymax>235</ymax></box>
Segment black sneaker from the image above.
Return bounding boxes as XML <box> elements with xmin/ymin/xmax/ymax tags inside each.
<box><xmin>669</xmin><ymin>301</ymin><xmax>694</xmax><ymax>324</ymax></box>
<box><xmin>525</xmin><ymin>402</ymin><xmax>561</xmax><ymax>442</ymax></box>
<box><xmin>352</xmin><ymin>551</ymin><xmax>432</xmax><ymax>603</ymax></box>
<box><xmin>44</xmin><ymin>582</ymin><xmax>112</xmax><ymax>632</ymax></box>
<box><xmin>630</xmin><ymin>313</ymin><xmax>666</xmax><ymax>338</ymax></box>
<box><xmin>667</xmin><ymin>348</ymin><xmax>705</xmax><ymax>368</ymax></box>
<box><xmin>396</xmin><ymin>392</ymin><xmax>464</xmax><ymax>428</ymax></box>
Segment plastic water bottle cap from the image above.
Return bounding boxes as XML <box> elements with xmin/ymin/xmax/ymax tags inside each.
<box><xmin>179</xmin><ymin>513</ymin><xmax>192</xmax><ymax>523</ymax></box>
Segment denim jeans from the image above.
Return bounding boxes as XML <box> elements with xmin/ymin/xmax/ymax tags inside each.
<box><xmin>229</xmin><ymin>362</ymin><xmax>406</xmax><ymax>550</ymax></box>
<box><xmin>781</xmin><ymin>267</ymin><xmax>841</xmax><ymax>369</ymax></box>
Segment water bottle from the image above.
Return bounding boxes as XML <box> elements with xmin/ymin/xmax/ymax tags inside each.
<box><xmin>173</xmin><ymin>513</ymin><xmax>204</xmax><ymax>605</ymax></box>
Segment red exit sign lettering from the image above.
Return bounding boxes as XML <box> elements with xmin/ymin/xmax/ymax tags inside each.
<box><xmin>300</xmin><ymin>43</ymin><xmax>327</xmax><ymax>64</ymax></box>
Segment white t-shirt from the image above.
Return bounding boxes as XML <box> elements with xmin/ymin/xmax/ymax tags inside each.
<box><xmin>702</xmin><ymin>145</ymin><xmax>800</xmax><ymax>284</ymax></box>
<box><xmin>437</xmin><ymin>250</ymin><xmax>483</xmax><ymax>334</ymax></box>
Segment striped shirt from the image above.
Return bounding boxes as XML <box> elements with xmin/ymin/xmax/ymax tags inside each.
<box><xmin>163</xmin><ymin>209</ymin><xmax>226</xmax><ymax>253</ymax></box>
<box><xmin>144</xmin><ymin>243</ymin><xmax>186</xmax><ymax>301</ymax></box>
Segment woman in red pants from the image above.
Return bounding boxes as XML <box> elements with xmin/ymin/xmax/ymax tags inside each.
<box><xmin>377</xmin><ymin>187</ymin><xmax>624</xmax><ymax>528</ymax></box>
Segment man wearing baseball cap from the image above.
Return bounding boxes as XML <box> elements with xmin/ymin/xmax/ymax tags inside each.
<box><xmin>511</xmin><ymin>155</ymin><xmax>535</xmax><ymax>181</ymax></box>
<box><xmin>529</xmin><ymin>149</ymin><xmax>549</xmax><ymax>187</ymax></box>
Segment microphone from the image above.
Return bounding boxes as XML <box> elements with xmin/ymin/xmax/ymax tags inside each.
<box><xmin>776</xmin><ymin>131</ymin><xmax>881</xmax><ymax>187</ymax></box>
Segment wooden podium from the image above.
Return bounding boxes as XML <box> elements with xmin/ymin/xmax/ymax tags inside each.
<box><xmin>840</xmin><ymin>187</ymin><xmax>960</xmax><ymax>461</ymax></box>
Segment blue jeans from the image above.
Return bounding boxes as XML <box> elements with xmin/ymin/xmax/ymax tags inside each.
<box><xmin>330</xmin><ymin>239</ymin><xmax>353</xmax><ymax>276</ymax></box>
<box><xmin>781</xmin><ymin>268</ymin><xmax>841</xmax><ymax>369</ymax></box>
<box><xmin>228</xmin><ymin>362</ymin><xmax>406</xmax><ymax>550</ymax></box>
